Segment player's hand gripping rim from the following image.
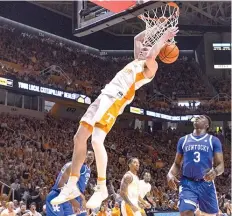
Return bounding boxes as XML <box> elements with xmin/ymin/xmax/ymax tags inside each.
<box><xmin>167</xmin><ymin>173</ymin><xmax>180</xmax><ymax>191</ymax></box>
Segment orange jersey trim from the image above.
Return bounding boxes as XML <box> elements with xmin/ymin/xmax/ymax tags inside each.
<box><xmin>95</xmin><ymin>72</ymin><xmax>145</xmax><ymax>133</ymax></box>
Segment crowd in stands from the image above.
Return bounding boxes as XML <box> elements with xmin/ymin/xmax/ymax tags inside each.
<box><xmin>0</xmin><ymin>113</ymin><xmax>231</xmax><ymax>215</ymax></box>
<box><xmin>211</xmin><ymin>76</ymin><xmax>231</xmax><ymax>96</ymax></box>
<box><xmin>0</xmin><ymin>24</ymin><xmax>231</xmax><ymax>117</ymax></box>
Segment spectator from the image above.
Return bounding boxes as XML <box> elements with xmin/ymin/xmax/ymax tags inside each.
<box><xmin>22</xmin><ymin>203</ymin><xmax>41</xmax><ymax>216</ymax></box>
<box><xmin>97</xmin><ymin>205</ymin><xmax>108</xmax><ymax>216</ymax></box>
<box><xmin>111</xmin><ymin>202</ymin><xmax>120</xmax><ymax>216</ymax></box>
<box><xmin>16</xmin><ymin>203</ymin><xmax>29</xmax><ymax>216</ymax></box>
<box><xmin>0</xmin><ymin>202</ymin><xmax>16</xmax><ymax>216</ymax></box>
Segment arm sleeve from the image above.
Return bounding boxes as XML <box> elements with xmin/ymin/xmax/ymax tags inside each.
<box><xmin>212</xmin><ymin>136</ymin><xmax>222</xmax><ymax>153</ymax></box>
<box><xmin>177</xmin><ymin>136</ymin><xmax>185</xmax><ymax>155</ymax></box>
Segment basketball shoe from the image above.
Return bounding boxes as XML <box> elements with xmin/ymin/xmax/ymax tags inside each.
<box><xmin>50</xmin><ymin>184</ymin><xmax>81</xmax><ymax>205</ymax></box>
<box><xmin>86</xmin><ymin>182</ymin><xmax>108</xmax><ymax>209</ymax></box>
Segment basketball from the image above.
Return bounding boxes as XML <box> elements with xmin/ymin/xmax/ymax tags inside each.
<box><xmin>158</xmin><ymin>44</ymin><xmax>179</xmax><ymax>64</ymax></box>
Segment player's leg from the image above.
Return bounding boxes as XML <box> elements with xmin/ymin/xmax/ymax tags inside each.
<box><xmin>69</xmin><ymin>123</ymin><xmax>92</xmax><ymax>184</ymax></box>
<box><xmin>86</xmin><ymin>95</ymin><xmax>119</xmax><ymax>208</ymax></box>
<box><xmin>51</xmin><ymin>99</ymin><xmax>100</xmax><ymax>205</ymax></box>
<box><xmin>86</xmin><ymin>127</ymin><xmax>108</xmax><ymax>208</ymax></box>
<box><xmin>179</xmin><ymin>179</ymin><xmax>198</xmax><ymax>216</ymax></box>
<box><xmin>50</xmin><ymin>124</ymin><xmax>91</xmax><ymax>205</ymax></box>
<box><xmin>63</xmin><ymin>201</ymin><xmax>76</xmax><ymax>216</ymax></box>
<box><xmin>46</xmin><ymin>191</ymin><xmax>65</xmax><ymax>216</ymax></box>
<box><xmin>198</xmin><ymin>182</ymin><xmax>219</xmax><ymax>216</ymax></box>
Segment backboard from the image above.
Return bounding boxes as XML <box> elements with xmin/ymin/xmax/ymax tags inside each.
<box><xmin>72</xmin><ymin>0</ymin><xmax>163</xmax><ymax>37</ymax></box>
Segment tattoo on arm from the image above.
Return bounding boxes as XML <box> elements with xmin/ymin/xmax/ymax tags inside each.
<box><xmin>120</xmin><ymin>174</ymin><xmax>134</xmax><ymax>206</ymax></box>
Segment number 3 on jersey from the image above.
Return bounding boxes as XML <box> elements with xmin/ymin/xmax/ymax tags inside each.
<box><xmin>194</xmin><ymin>151</ymin><xmax>200</xmax><ymax>162</ymax></box>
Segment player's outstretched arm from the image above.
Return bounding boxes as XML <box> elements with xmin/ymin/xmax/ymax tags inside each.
<box><xmin>146</xmin><ymin>27</ymin><xmax>179</xmax><ymax>60</ymax></box>
<box><xmin>134</xmin><ymin>30</ymin><xmax>146</xmax><ymax>59</ymax></box>
<box><xmin>145</xmin><ymin>27</ymin><xmax>178</xmax><ymax>72</ymax></box>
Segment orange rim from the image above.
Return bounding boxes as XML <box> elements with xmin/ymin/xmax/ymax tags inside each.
<box><xmin>167</xmin><ymin>2</ymin><xmax>179</xmax><ymax>8</ymax></box>
<box><xmin>138</xmin><ymin>2</ymin><xmax>179</xmax><ymax>21</ymax></box>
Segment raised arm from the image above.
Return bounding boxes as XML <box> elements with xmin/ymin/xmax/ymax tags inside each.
<box><xmin>145</xmin><ymin>27</ymin><xmax>178</xmax><ymax>73</ymax></box>
<box><xmin>120</xmin><ymin>173</ymin><xmax>138</xmax><ymax>212</ymax></box>
<box><xmin>134</xmin><ymin>30</ymin><xmax>146</xmax><ymax>59</ymax></box>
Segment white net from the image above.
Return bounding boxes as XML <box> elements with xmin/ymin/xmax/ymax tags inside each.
<box><xmin>139</xmin><ymin>2</ymin><xmax>179</xmax><ymax>47</ymax></box>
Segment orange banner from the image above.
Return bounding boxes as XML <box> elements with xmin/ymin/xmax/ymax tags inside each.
<box><xmin>89</xmin><ymin>0</ymin><xmax>136</xmax><ymax>13</ymax></box>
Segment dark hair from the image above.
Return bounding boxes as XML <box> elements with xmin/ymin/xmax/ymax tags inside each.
<box><xmin>142</xmin><ymin>170</ymin><xmax>151</xmax><ymax>177</ymax></box>
<box><xmin>30</xmin><ymin>202</ymin><xmax>36</xmax><ymax>208</ymax></box>
<box><xmin>127</xmin><ymin>157</ymin><xmax>137</xmax><ymax>166</ymax></box>
<box><xmin>204</xmin><ymin>115</ymin><xmax>212</xmax><ymax>131</ymax></box>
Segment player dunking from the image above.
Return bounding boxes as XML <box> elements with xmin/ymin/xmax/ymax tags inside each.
<box><xmin>51</xmin><ymin>27</ymin><xmax>179</xmax><ymax>208</ymax></box>
<box><xmin>167</xmin><ymin>115</ymin><xmax>224</xmax><ymax>216</ymax></box>
<box><xmin>47</xmin><ymin>151</ymin><xmax>94</xmax><ymax>216</ymax></box>
<box><xmin>120</xmin><ymin>158</ymin><xmax>150</xmax><ymax>216</ymax></box>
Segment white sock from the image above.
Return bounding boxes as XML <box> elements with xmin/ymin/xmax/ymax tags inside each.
<box><xmin>67</xmin><ymin>176</ymin><xmax>79</xmax><ymax>186</ymax></box>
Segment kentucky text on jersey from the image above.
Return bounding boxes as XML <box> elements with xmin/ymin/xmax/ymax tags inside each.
<box><xmin>177</xmin><ymin>133</ymin><xmax>222</xmax><ymax>179</ymax></box>
<box><xmin>185</xmin><ymin>145</ymin><xmax>209</xmax><ymax>152</ymax></box>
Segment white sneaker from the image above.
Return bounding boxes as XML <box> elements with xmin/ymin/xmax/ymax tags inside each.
<box><xmin>50</xmin><ymin>184</ymin><xmax>81</xmax><ymax>205</ymax></box>
<box><xmin>86</xmin><ymin>185</ymin><xmax>108</xmax><ymax>209</ymax></box>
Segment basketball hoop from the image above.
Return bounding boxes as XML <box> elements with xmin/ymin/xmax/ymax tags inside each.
<box><xmin>138</xmin><ymin>2</ymin><xmax>179</xmax><ymax>47</ymax></box>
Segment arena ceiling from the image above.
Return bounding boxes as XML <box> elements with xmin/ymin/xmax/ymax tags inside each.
<box><xmin>30</xmin><ymin>1</ymin><xmax>231</xmax><ymax>36</ymax></box>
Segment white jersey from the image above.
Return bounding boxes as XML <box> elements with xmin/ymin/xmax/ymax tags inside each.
<box><xmin>139</xmin><ymin>180</ymin><xmax>151</xmax><ymax>199</ymax></box>
<box><xmin>101</xmin><ymin>60</ymin><xmax>153</xmax><ymax>104</ymax></box>
<box><xmin>125</xmin><ymin>171</ymin><xmax>140</xmax><ymax>207</ymax></box>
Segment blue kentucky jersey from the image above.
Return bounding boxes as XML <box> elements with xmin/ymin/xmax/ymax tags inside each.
<box><xmin>177</xmin><ymin>133</ymin><xmax>222</xmax><ymax>179</ymax></box>
<box><xmin>52</xmin><ymin>162</ymin><xmax>91</xmax><ymax>194</ymax></box>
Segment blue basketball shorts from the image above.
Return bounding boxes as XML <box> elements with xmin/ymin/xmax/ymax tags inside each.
<box><xmin>178</xmin><ymin>177</ymin><xmax>219</xmax><ymax>214</ymax></box>
<box><xmin>46</xmin><ymin>190</ymin><xmax>87</xmax><ymax>216</ymax></box>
